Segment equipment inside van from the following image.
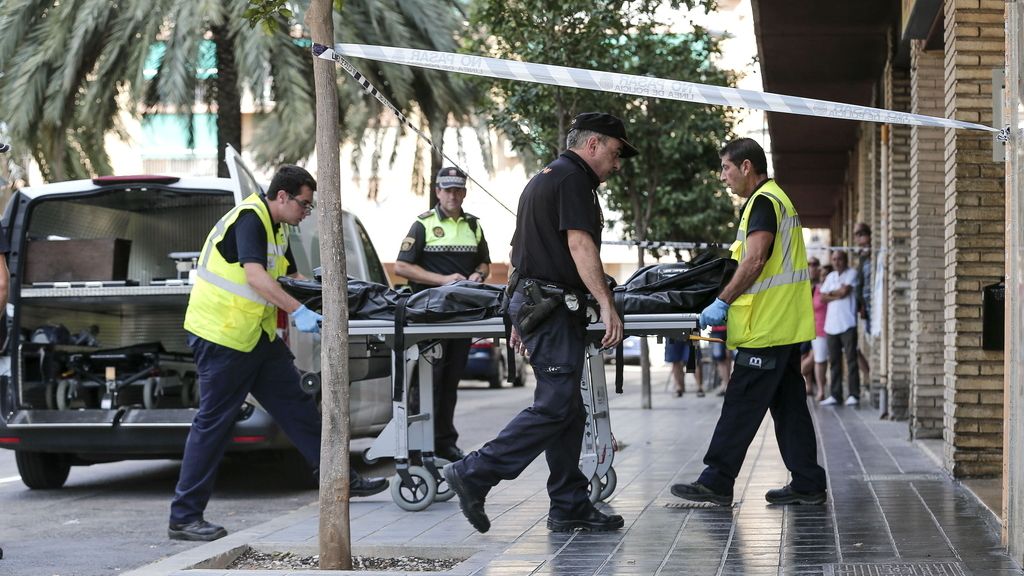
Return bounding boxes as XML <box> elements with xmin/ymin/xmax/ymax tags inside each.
<box><xmin>0</xmin><ymin>148</ymin><xmax>391</xmax><ymax>489</ymax></box>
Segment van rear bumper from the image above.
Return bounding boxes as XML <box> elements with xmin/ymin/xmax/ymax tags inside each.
<box><xmin>0</xmin><ymin>406</ymin><xmax>291</xmax><ymax>458</ymax></box>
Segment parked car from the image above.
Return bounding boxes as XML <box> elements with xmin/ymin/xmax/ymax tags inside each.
<box><xmin>462</xmin><ymin>337</ymin><xmax>527</xmax><ymax>388</ymax></box>
<box><xmin>601</xmin><ymin>335</ymin><xmax>643</xmax><ymax>365</ymax></box>
<box><xmin>0</xmin><ymin>148</ymin><xmax>391</xmax><ymax>489</ymax></box>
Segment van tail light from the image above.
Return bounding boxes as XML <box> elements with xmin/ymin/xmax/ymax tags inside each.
<box><xmin>471</xmin><ymin>338</ymin><xmax>494</xmax><ymax>350</ymax></box>
<box><xmin>277</xmin><ymin>309</ymin><xmax>290</xmax><ymax>346</ymax></box>
<box><xmin>0</xmin><ymin>437</ymin><xmax>20</xmax><ymax>444</ymax></box>
<box><xmin>232</xmin><ymin>435</ymin><xmax>267</xmax><ymax>444</ymax></box>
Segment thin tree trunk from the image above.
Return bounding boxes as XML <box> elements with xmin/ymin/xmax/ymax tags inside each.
<box><xmin>306</xmin><ymin>0</ymin><xmax>351</xmax><ymax>569</ymax></box>
<box><xmin>213</xmin><ymin>24</ymin><xmax>242</xmax><ymax>178</ymax></box>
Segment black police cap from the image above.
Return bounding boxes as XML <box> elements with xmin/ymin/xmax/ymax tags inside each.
<box><xmin>569</xmin><ymin>112</ymin><xmax>639</xmax><ymax>158</ymax></box>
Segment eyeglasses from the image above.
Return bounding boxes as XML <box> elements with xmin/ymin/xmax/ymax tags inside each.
<box><xmin>289</xmin><ymin>195</ymin><xmax>316</xmax><ymax>214</ymax></box>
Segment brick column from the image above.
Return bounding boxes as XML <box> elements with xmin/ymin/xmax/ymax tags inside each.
<box><xmin>884</xmin><ymin>62</ymin><xmax>913</xmax><ymax>419</ymax></box>
<box><xmin>909</xmin><ymin>41</ymin><xmax>947</xmax><ymax>439</ymax></box>
<box><xmin>942</xmin><ymin>0</ymin><xmax>1006</xmax><ymax>477</ymax></box>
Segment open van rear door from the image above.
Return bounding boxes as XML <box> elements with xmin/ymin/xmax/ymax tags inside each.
<box><xmin>224</xmin><ymin>144</ymin><xmax>261</xmax><ymax>205</ymax></box>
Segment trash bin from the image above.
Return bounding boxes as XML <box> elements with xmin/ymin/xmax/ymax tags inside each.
<box><xmin>982</xmin><ymin>279</ymin><xmax>1005</xmax><ymax>351</ymax></box>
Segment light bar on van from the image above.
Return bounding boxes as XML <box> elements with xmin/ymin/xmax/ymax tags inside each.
<box><xmin>92</xmin><ymin>175</ymin><xmax>181</xmax><ymax>185</ymax></box>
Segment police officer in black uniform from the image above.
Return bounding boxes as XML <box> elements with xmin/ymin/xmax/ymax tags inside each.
<box><xmin>394</xmin><ymin>167</ymin><xmax>490</xmax><ymax>462</ymax></box>
<box><xmin>443</xmin><ymin>112</ymin><xmax>636</xmax><ymax>533</ymax></box>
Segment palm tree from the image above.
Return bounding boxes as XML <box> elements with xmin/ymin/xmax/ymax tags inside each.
<box><xmin>0</xmin><ymin>0</ymin><xmax>477</xmax><ymax>185</ymax></box>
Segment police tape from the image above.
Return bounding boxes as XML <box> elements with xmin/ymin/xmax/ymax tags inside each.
<box><xmin>603</xmin><ymin>240</ymin><xmax>731</xmax><ymax>250</ymax></box>
<box><xmin>326</xmin><ymin>43</ymin><xmax>1000</xmax><ymax>135</ymax></box>
<box><xmin>310</xmin><ymin>44</ymin><xmax>517</xmax><ymax>216</ymax></box>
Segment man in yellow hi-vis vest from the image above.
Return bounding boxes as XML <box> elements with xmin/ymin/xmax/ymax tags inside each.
<box><xmin>671</xmin><ymin>138</ymin><xmax>827</xmax><ymax>507</ymax></box>
<box><xmin>169</xmin><ymin>165</ymin><xmax>386</xmax><ymax>542</ymax></box>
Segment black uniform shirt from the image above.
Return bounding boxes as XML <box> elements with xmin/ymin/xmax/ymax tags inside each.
<box><xmin>510</xmin><ymin>150</ymin><xmax>603</xmax><ymax>290</ymax></box>
<box><xmin>738</xmin><ymin>179</ymin><xmax>779</xmax><ymax>260</ymax></box>
<box><xmin>216</xmin><ymin>197</ymin><xmax>296</xmax><ymax>275</ymax></box>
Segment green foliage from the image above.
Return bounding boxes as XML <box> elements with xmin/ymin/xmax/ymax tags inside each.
<box><xmin>0</xmin><ymin>0</ymin><xmax>477</xmax><ymax>188</ymax></box>
<box><xmin>467</xmin><ymin>0</ymin><xmax>737</xmax><ymax>251</ymax></box>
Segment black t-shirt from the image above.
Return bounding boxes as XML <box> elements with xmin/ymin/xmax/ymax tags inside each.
<box><xmin>510</xmin><ymin>151</ymin><xmax>603</xmax><ymax>289</ymax></box>
<box><xmin>216</xmin><ymin>203</ymin><xmax>296</xmax><ymax>275</ymax></box>
<box><xmin>739</xmin><ymin>180</ymin><xmax>779</xmax><ymax>260</ymax></box>
<box><xmin>0</xmin><ymin>226</ymin><xmax>9</xmax><ymax>254</ymax></box>
<box><xmin>395</xmin><ymin>207</ymin><xmax>491</xmax><ymax>292</ymax></box>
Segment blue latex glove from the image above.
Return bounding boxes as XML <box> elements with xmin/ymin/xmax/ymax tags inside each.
<box><xmin>699</xmin><ymin>298</ymin><xmax>730</xmax><ymax>330</ymax></box>
<box><xmin>291</xmin><ymin>304</ymin><xmax>322</xmax><ymax>334</ymax></box>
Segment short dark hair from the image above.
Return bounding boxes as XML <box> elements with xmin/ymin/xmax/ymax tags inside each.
<box><xmin>854</xmin><ymin>223</ymin><xmax>871</xmax><ymax>236</ymax></box>
<box><xmin>719</xmin><ymin>138</ymin><xmax>768</xmax><ymax>176</ymax></box>
<box><xmin>266</xmin><ymin>165</ymin><xmax>316</xmax><ymax>200</ymax></box>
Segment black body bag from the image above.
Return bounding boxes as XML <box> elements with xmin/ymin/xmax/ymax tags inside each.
<box><xmin>612</xmin><ymin>257</ymin><xmax>737</xmax><ymax>315</ymax></box>
<box><xmin>277</xmin><ymin>276</ymin><xmax>399</xmax><ymax>320</ymax></box>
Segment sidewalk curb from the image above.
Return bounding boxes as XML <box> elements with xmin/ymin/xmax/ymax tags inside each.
<box><xmin>122</xmin><ymin>503</ymin><xmax>320</xmax><ymax>576</ymax></box>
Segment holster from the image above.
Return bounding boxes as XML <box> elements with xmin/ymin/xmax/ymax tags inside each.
<box><xmin>516</xmin><ymin>281</ymin><xmax>562</xmax><ymax>336</ymax></box>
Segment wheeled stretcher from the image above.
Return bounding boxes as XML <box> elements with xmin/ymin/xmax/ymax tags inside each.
<box><xmin>350</xmin><ymin>313</ymin><xmax>698</xmax><ymax>511</ymax></box>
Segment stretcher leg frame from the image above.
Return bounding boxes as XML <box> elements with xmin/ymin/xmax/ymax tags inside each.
<box><xmin>579</xmin><ymin>343</ymin><xmax>616</xmax><ymax>503</ymax></box>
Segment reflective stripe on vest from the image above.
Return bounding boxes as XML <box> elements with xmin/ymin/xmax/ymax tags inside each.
<box><xmin>419</xmin><ymin>208</ymin><xmax>483</xmax><ymax>253</ymax></box>
<box><xmin>727</xmin><ymin>180</ymin><xmax>815</xmax><ymax>349</ymax></box>
<box><xmin>184</xmin><ymin>194</ymin><xmax>289</xmax><ymax>352</ymax></box>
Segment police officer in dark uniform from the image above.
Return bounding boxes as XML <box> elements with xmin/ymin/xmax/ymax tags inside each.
<box><xmin>671</xmin><ymin>138</ymin><xmax>827</xmax><ymax>507</ymax></box>
<box><xmin>443</xmin><ymin>112</ymin><xmax>636</xmax><ymax>533</ymax></box>
<box><xmin>394</xmin><ymin>167</ymin><xmax>490</xmax><ymax>462</ymax></box>
<box><xmin>168</xmin><ymin>165</ymin><xmax>387</xmax><ymax>542</ymax></box>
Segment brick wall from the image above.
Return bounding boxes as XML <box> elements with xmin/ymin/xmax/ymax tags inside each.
<box><xmin>908</xmin><ymin>41</ymin><xmax>947</xmax><ymax>439</ymax></box>
<box><xmin>884</xmin><ymin>62</ymin><xmax>913</xmax><ymax>419</ymax></box>
<box><xmin>941</xmin><ymin>0</ymin><xmax>1006</xmax><ymax>477</ymax></box>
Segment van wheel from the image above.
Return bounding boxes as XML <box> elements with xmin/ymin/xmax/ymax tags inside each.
<box><xmin>15</xmin><ymin>451</ymin><xmax>71</xmax><ymax>489</ymax></box>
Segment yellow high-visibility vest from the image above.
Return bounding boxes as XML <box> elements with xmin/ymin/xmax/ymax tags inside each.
<box><xmin>417</xmin><ymin>207</ymin><xmax>484</xmax><ymax>255</ymax></box>
<box><xmin>184</xmin><ymin>193</ymin><xmax>289</xmax><ymax>352</ymax></box>
<box><xmin>726</xmin><ymin>180</ymin><xmax>815</xmax><ymax>349</ymax></box>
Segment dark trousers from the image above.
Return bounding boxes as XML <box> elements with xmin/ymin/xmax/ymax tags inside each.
<box><xmin>827</xmin><ymin>327</ymin><xmax>860</xmax><ymax>400</ymax></box>
<box><xmin>432</xmin><ymin>338</ymin><xmax>471</xmax><ymax>450</ymax></box>
<box><xmin>698</xmin><ymin>344</ymin><xmax>826</xmax><ymax>495</ymax></box>
<box><xmin>454</xmin><ymin>291</ymin><xmax>591</xmax><ymax>518</ymax></box>
<box><xmin>170</xmin><ymin>333</ymin><xmax>322</xmax><ymax>525</ymax></box>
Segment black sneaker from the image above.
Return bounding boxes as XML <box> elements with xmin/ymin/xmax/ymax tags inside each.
<box><xmin>765</xmin><ymin>484</ymin><xmax>826</xmax><ymax>505</ymax></box>
<box><xmin>442</xmin><ymin>463</ymin><xmax>490</xmax><ymax>533</ymax></box>
<box><xmin>547</xmin><ymin>507</ymin><xmax>624</xmax><ymax>532</ymax></box>
<box><xmin>670</xmin><ymin>481</ymin><xmax>732</xmax><ymax>506</ymax></box>
<box><xmin>168</xmin><ymin>519</ymin><xmax>227</xmax><ymax>541</ymax></box>
<box><xmin>350</xmin><ymin>475</ymin><xmax>388</xmax><ymax>497</ymax></box>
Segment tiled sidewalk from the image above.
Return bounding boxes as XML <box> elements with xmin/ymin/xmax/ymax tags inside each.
<box><xmin>130</xmin><ymin>373</ymin><xmax>1022</xmax><ymax>576</ymax></box>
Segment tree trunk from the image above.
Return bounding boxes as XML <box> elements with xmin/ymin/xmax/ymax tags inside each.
<box><xmin>306</xmin><ymin>1</ymin><xmax>351</xmax><ymax>569</ymax></box>
<box><xmin>212</xmin><ymin>25</ymin><xmax>241</xmax><ymax>178</ymax></box>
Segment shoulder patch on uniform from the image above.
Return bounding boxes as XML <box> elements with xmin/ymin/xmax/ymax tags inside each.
<box><xmin>417</xmin><ymin>210</ymin><xmax>433</xmax><ymax>219</ymax></box>
<box><xmin>541</xmin><ymin>167</ymin><xmax>553</xmax><ymax>174</ymax></box>
<box><xmin>400</xmin><ymin>236</ymin><xmax>415</xmax><ymax>252</ymax></box>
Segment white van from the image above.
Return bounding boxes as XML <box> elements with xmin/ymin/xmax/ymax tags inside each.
<box><xmin>0</xmin><ymin>150</ymin><xmax>391</xmax><ymax>489</ymax></box>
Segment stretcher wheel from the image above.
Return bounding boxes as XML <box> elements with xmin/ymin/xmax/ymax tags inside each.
<box><xmin>390</xmin><ymin>466</ymin><xmax>436</xmax><ymax>511</ymax></box>
<box><xmin>361</xmin><ymin>448</ymin><xmax>380</xmax><ymax>466</ymax></box>
<box><xmin>588</xmin><ymin>475</ymin><xmax>603</xmax><ymax>503</ymax></box>
<box><xmin>431</xmin><ymin>458</ymin><xmax>455</xmax><ymax>502</ymax></box>
<box><xmin>599</xmin><ymin>467</ymin><xmax>617</xmax><ymax>501</ymax></box>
